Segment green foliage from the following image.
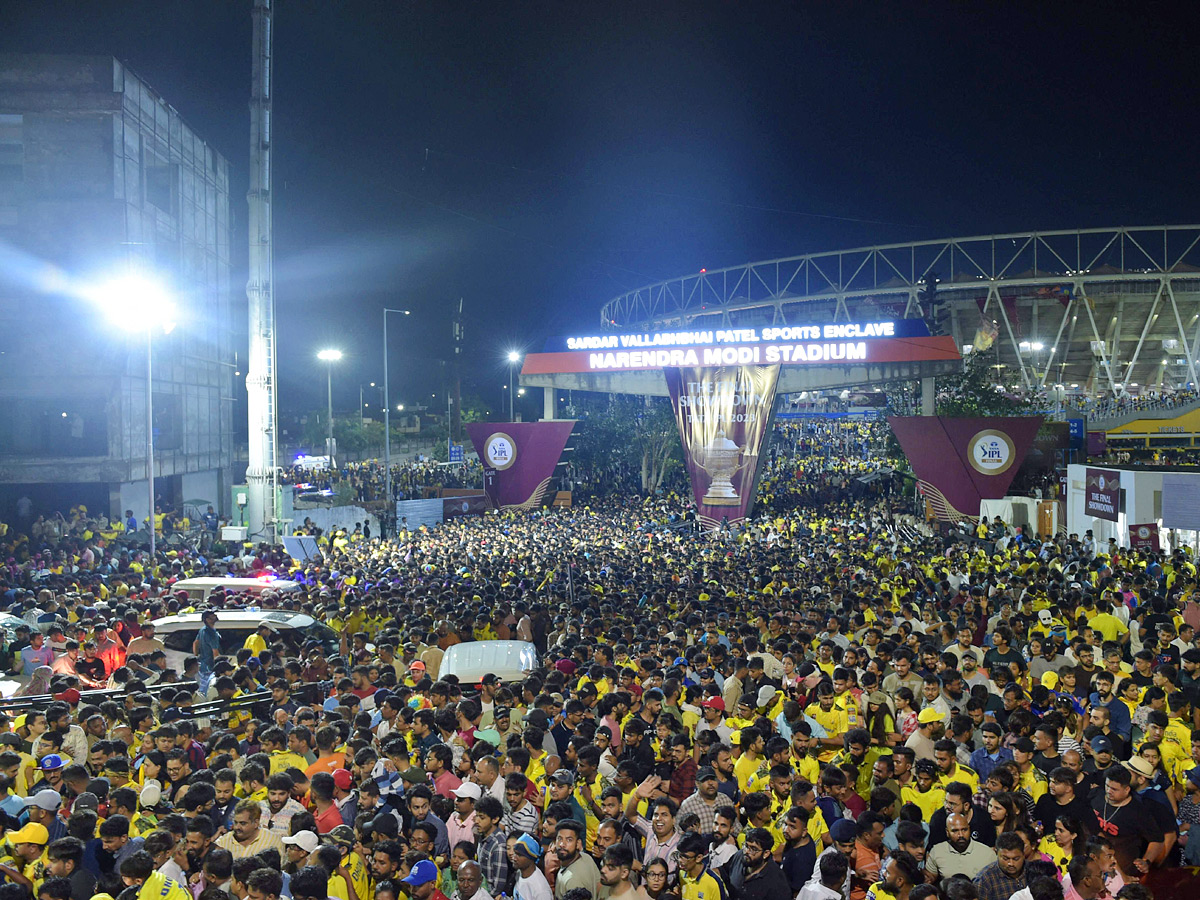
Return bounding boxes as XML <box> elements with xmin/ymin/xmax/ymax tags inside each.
<box><xmin>572</xmin><ymin>396</ymin><xmax>683</xmax><ymax>492</ymax></box>
<box><xmin>934</xmin><ymin>354</ymin><xmax>1038</xmax><ymax>417</ymax></box>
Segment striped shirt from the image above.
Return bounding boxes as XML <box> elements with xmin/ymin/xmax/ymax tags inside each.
<box><xmin>216</xmin><ymin>826</ymin><xmax>285</xmax><ymax>860</ymax></box>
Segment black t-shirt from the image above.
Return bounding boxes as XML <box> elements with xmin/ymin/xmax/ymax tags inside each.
<box><xmin>1091</xmin><ymin>795</ymin><xmax>1164</xmax><ymax>875</ymax></box>
<box><xmin>1033</xmin><ymin>793</ymin><xmax>1099</xmax><ymax>837</ymax></box>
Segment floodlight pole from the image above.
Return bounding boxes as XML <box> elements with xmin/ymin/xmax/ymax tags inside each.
<box><xmin>383</xmin><ymin>308</ymin><xmax>410</xmax><ymax>510</ymax></box>
<box><xmin>146</xmin><ymin>328</ymin><xmax>156</xmax><ymax>561</ymax></box>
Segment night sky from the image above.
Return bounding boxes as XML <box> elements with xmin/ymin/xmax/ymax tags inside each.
<box><xmin>4</xmin><ymin>2</ymin><xmax>1199</xmax><ymax>417</ymax></box>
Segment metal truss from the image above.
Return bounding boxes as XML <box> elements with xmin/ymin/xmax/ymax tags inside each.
<box><xmin>599</xmin><ymin>226</ymin><xmax>1200</xmax><ymax>393</ymax></box>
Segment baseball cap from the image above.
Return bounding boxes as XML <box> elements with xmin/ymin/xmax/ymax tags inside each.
<box><xmin>332</xmin><ymin>769</ymin><xmax>353</xmax><ymax>790</ymax></box>
<box><xmin>550</xmin><ymin>770</ymin><xmax>575</xmax><ymax>785</ymax></box>
<box><xmin>9</xmin><ymin>823</ymin><xmax>48</xmax><ymax>845</ymax></box>
<box><xmin>38</xmin><ymin>755</ymin><xmax>64</xmax><ymax>771</ymax></box>
<box><xmin>52</xmin><ymin>689</ymin><xmax>81</xmax><ymax>705</ymax></box>
<box><xmin>867</xmin><ymin>691</ymin><xmax>889</xmax><ymax>706</ymax></box>
<box><xmin>696</xmin><ymin>766</ymin><xmax>718</xmax><ymax>783</ymax></box>
<box><xmin>1187</xmin><ymin>767</ymin><xmax>1200</xmax><ymax>790</ymax></box>
<box><xmin>513</xmin><ymin>834</ymin><xmax>541</xmax><ymax>860</ymax></box>
<box><xmin>328</xmin><ymin>825</ymin><xmax>356</xmax><ymax>847</ymax></box>
<box><xmin>408</xmin><ymin>660</ymin><xmax>426</xmax><ymax>672</ymax></box>
<box><xmin>72</xmin><ymin>792</ymin><xmax>99</xmax><ymax>814</ymax></box>
<box><xmin>917</xmin><ymin>707</ymin><xmax>944</xmax><ymax>725</ymax></box>
<box><xmin>366</xmin><ymin>815</ymin><xmax>399</xmax><ymax>838</ymax></box>
<box><xmin>19</xmin><ymin>790</ymin><xmax>61</xmax><ymax>812</ymax></box>
<box><xmin>756</xmin><ymin>685</ymin><xmax>776</xmax><ymax>707</ymax></box>
<box><xmin>402</xmin><ymin>860</ymin><xmax>439</xmax><ymax>887</ymax></box>
<box><xmin>1090</xmin><ymin>736</ymin><xmax>1113</xmax><ymax>754</ymax></box>
<box><xmin>830</xmin><ymin>819</ymin><xmax>857</xmax><ymax>843</ymax></box>
<box><xmin>282</xmin><ymin>831</ymin><xmax>319</xmax><ymax>854</ymax></box>
<box><xmin>700</xmin><ymin>697</ymin><xmax>725</xmax><ymax>712</ymax></box>
<box><xmin>453</xmin><ymin>782</ymin><xmax>482</xmax><ymax>800</ymax></box>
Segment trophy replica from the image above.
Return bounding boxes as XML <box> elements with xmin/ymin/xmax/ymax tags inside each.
<box><xmin>697</xmin><ymin>430</ymin><xmax>743</xmax><ymax>506</ymax></box>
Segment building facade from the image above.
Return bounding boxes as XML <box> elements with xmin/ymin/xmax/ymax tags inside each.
<box><xmin>0</xmin><ymin>54</ymin><xmax>235</xmax><ymax>524</ymax></box>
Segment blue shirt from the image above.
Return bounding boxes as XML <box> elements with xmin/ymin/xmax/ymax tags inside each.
<box><xmin>1088</xmin><ymin>692</ymin><xmax>1131</xmax><ymax>740</ymax></box>
<box><xmin>969</xmin><ymin>746</ymin><xmax>1014</xmax><ymax>783</ymax></box>
<box><xmin>197</xmin><ymin>625</ymin><xmax>222</xmax><ymax>671</ymax></box>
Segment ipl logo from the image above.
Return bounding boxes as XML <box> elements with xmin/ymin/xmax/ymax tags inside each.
<box><xmin>484</xmin><ymin>433</ymin><xmax>517</xmax><ymax>470</ymax></box>
<box><xmin>968</xmin><ymin>429</ymin><xmax>1015</xmax><ymax>475</ymax></box>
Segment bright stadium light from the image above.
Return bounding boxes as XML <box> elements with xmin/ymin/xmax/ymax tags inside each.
<box><xmin>88</xmin><ymin>272</ymin><xmax>179</xmax><ymax>562</ymax></box>
<box><xmin>1031</xmin><ymin>342</ymin><xmax>1044</xmax><ymax>351</ymax></box>
<box><xmin>317</xmin><ymin>348</ymin><xmax>343</xmax><ymax>362</ymax></box>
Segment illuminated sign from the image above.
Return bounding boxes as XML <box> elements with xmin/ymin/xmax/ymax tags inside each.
<box><xmin>524</xmin><ymin>321</ymin><xmax>958</xmax><ymax>376</ymax></box>
<box><xmin>563</xmin><ymin>321</ymin><xmax>902</xmax><ymax>351</ymax></box>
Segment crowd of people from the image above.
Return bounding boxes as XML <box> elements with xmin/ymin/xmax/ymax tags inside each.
<box><xmin>0</xmin><ymin>421</ymin><xmax>1193</xmax><ymax>900</ymax></box>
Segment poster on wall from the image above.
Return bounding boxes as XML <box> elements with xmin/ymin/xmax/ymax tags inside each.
<box><xmin>663</xmin><ymin>364</ymin><xmax>781</xmax><ymax>530</ymax></box>
<box><xmin>1084</xmin><ymin>468</ymin><xmax>1120</xmax><ymax>522</ymax></box>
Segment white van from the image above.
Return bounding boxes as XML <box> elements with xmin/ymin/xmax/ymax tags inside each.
<box><xmin>153</xmin><ymin>609</ymin><xmax>339</xmax><ymax>671</ymax></box>
<box><xmin>171</xmin><ymin>577</ymin><xmax>302</xmax><ymax>605</ymax></box>
<box><xmin>439</xmin><ymin>640</ymin><xmax>539</xmax><ymax>685</ymax></box>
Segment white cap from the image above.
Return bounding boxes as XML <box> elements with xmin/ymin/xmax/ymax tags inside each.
<box><xmin>282</xmin><ymin>830</ymin><xmax>319</xmax><ymax>853</ymax></box>
<box><xmin>139</xmin><ymin>780</ymin><xmax>162</xmax><ymax>808</ymax></box>
<box><xmin>452</xmin><ymin>781</ymin><xmax>482</xmax><ymax>800</ymax></box>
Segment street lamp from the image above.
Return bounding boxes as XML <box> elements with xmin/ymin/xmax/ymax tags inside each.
<box><xmin>317</xmin><ymin>349</ymin><xmax>342</xmax><ymax>467</ymax></box>
<box><xmin>359</xmin><ymin>381</ymin><xmax>381</xmax><ymax>428</ymax></box>
<box><xmin>90</xmin><ymin>273</ymin><xmax>177</xmax><ymax>563</ymax></box>
<box><xmin>381</xmin><ymin>308</ymin><xmax>411</xmax><ymax>507</ymax></box>
<box><xmin>506</xmin><ymin>350</ymin><xmax>521</xmax><ymax>420</ymax></box>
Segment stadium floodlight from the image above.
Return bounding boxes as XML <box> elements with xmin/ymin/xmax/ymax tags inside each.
<box><xmin>88</xmin><ymin>272</ymin><xmax>179</xmax><ymax>562</ymax></box>
<box><xmin>317</xmin><ymin>349</ymin><xmax>343</xmax><ymax>467</ymax></box>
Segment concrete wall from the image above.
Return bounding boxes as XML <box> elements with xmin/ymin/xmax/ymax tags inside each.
<box><xmin>1066</xmin><ymin>464</ymin><xmax>1171</xmax><ymax>550</ymax></box>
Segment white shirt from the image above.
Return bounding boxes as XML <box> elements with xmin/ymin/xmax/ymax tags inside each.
<box><xmin>514</xmin><ymin>868</ymin><xmax>554</xmax><ymax>900</ymax></box>
<box><xmin>798</xmin><ymin>883</ymin><xmax>844</xmax><ymax>900</ymax></box>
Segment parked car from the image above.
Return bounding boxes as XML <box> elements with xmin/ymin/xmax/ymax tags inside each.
<box><xmin>153</xmin><ymin>609</ymin><xmax>339</xmax><ymax>671</ymax></box>
<box><xmin>438</xmin><ymin>640</ymin><xmax>539</xmax><ymax>685</ymax></box>
<box><xmin>170</xmin><ymin>577</ymin><xmax>301</xmax><ymax>605</ymax></box>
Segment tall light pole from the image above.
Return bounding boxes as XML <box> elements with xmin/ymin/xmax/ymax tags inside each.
<box><xmin>317</xmin><ymin>349</ymin><xmax>342</xmax><ymax>467</ymax></box>
<box><xmin>359</xmin><ymin>381</ymin><xmax>380</xmax><ymax>428</ymax></box>
<box><xmin>382</xmin><ymin>308</ymin><xmax>411</xmax><ymax>507</ymax></box>
<box><xmin>507</xmin><ymin>350</ymin><xmax>521</xmax><ymax>421</ymax></box>
<box><xmin>91</xmin><ymin>274</ymin><xmax>177</xmax><ymax>563</ymax></box>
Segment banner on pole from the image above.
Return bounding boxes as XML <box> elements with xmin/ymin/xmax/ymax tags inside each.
<box><xmin>663</xmin><ymin>364</ymin><xmax>781</xmax><ymax>530</ymax></box>
<box><xmin>1084</xmin><ymin>468</ymin><xmax>1121</xmax><ymax>522</ymax></box>
<box><xmin>465</xmin><ymin>421</ymin><xmax>575</xmax><ymax>510</ymax></box>
<box><xmin>887</xmin><ymin>416</ymin><xmax>1043</xmax><ymax>523</ymax></box>
<box><xmin>1130</xmin><ymin>523</ymin><xmax>1158</xmax><ymax>551</ymax></box>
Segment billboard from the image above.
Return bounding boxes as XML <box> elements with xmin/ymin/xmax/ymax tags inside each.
<box><xmin>888</xmin><ymin>416</ymin><xmax>1043</xmax><ymax>522</ymax></box>
<box><xmin>465</xmin><ymin>421</ymin><xmax>575</xmax><ymax>510</ymax></box>
<box><xmin>664</xmin><ymin>365</ymin><xmax>781</xmax><ymax>529</ymax></box>
<box><xmin>1084</xmin><ymin>468</ymin><xmax>1120</xmax><ymax>522</ymax></box>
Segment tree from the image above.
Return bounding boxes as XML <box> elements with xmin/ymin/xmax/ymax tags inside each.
<box><xmin>571</xmin><ymin>396</ymin><xmax>681</xmax><ymax>493</ymax></box>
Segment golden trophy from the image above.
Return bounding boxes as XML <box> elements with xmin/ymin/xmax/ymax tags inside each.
<box><xmin>697</xmin><ymin>430</ymin><xmax>744</xmax><ymax>506</ymax></box>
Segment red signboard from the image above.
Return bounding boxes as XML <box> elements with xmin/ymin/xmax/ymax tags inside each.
<box><xmin>1130</xmin><ymin>523</ymin><xmax>1159</xmax><ymax>551</ymax></box>
<box><xmin>1084</xmin><ymin>468</ymin><xmax>1120</xmax><ymax>522</ymax></box>
<box><xmin>888</xmin><ymin>416</ymin><xmax>1043</xmax><ymax>522</ymax></box>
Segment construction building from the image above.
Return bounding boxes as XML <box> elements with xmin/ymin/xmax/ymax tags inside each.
<box><xmin>0</xmin><ymin>54</ymin><xmax>235</xmax><ymax>523</ymax></box>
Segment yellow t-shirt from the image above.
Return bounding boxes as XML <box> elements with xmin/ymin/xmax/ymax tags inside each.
<box><xmin>900</xmin><ymin>783</ymin><xmax>945</xmax><ymax>819</ymax></box>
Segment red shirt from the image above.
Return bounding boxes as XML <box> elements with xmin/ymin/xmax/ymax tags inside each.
<box><xmin>432</xmin><ymin>769</ymin><xmax>462</xmax><ymax>798</ymax></box>
<box><xmin>314</xmin><ymin>803</ymin><xmax>343</xmax><ymax>834</ymax></box>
